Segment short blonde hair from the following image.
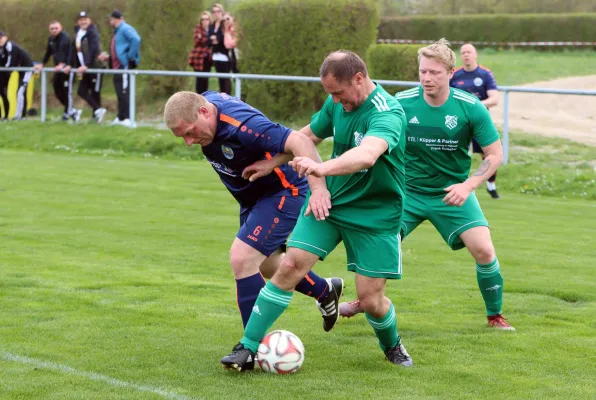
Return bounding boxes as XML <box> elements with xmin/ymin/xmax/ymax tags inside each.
<box><xmin>164</xmin><ymin>91</ymin><xmax>207</xmax><ymax>129</ymax></box>
<box><xmin>212</xmin><ymin>2</ymin><xmax>225</xmax><ymax>12</ymax></box>
<box><xmin>418</xmin><ymin>38</ymin><xmax>456</xmax><ymax>71</ymax></box>
<box><xmin>200</xmin><ymin>11</ymin><xmax>211</xmax><ymax>22</ymax></box>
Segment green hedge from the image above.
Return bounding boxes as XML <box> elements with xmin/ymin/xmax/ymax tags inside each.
<box><xmin>367</xmin><ymin>44</ymin><xmax>420</xmax><ymax>83</ymax></box>
<box><xmin>0</xmin><ymin>0</ymin><xmax>206</xmax><ymax>96</ymax></box>
<box><xmin>378</xmin><ymin>13</ymin><xmax>596</xmax><ymax>43</ymax></box>
<box><xmin>236</xmin><ymin>0</ymin><xmax>379</xmax><ymax>119</ymax></box>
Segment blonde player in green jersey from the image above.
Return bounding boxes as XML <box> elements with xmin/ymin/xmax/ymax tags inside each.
<box><xmin>340</xmin><ymin>39</ymin><xmax>515</xmax><ymax>331</ymax></box>
<box><xmin>221</xmin><ymin>50</ymin><xmax>413</xmax><ymax>371</ymax></box>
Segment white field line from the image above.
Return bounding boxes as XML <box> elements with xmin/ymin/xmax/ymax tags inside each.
<box><xmin>1</xmin><ymin>351</ymin><xmax>199</xmax><ymax>400</ymax></box>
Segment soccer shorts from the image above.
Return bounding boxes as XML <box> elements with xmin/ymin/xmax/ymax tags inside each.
<box><xmin>287</xmin><ymin>212</ymin><xmax>402</xmax><ymax>280</ymax></box>
<box><xmin>237</xmin><ymin>192</ymin><xmax>305</xmax><ymax>257</ymax></box>
<box><xmin>401</xmin><ymin>190</ymin><xmax>488</xmax><ymax>250</ymax></box>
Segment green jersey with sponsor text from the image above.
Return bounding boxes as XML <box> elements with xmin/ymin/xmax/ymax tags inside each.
<box><xmin>310</xmin><ymin>83</ymin><xmax>406</xmax><ymax>234</ymax></box>
<box><xmin>395</xmin><ymin>86</ymin><xmax>500</xmax><ymax>195</ymax></box>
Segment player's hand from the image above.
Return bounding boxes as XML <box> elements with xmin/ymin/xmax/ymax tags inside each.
<box><xmin>54</xmin><ymin>63</ymin><xmax>64</xmax><ymax>72</ymax></box>
<box><xmin>305</xmin><ymin>188</ymin><xmax>332</xmax><ymax>221</ymax></box>
<box><xmin>242</xmin><ymin>159</ymin><xmax>275</xmax><ymax>182</ymax></box>
<box><xmin>443</xmin><ymin>183</ymin><xmax>473</xmax><ymax>207</ymax></box>
<box><xmin>34</xmin><ymin>64</ymin><xmax>43</xmax><ymax>73</ymax></box>
<box><xmin>62</xmin><ymin>65</ymin><xmax>71</xmax><ymax>74</ymax></box>
<box><xmin>289</xmin><ymin>157</ymin><xmax>326</xmax><ymax>178</ymax></box>
<box><xmin>77</xmin><ymin>66</ymin><xmax>87</xmax><ymax>75</ymax></box>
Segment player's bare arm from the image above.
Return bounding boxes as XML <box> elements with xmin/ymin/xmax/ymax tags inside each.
<box><xmin>242</xmin><ymin>123</ymin><xmax>326</xmax><ymax>182</ymax></box>
<box><xmin>443</xmin><ymin>140</ymin><xmax>503</xmax><ymax>206</ymax></box>
<box><xmin>298</xmin><ymin>124</ymin><xmax>325</xmax><ymax>145</ymax></box>
<box><xmin>481</xmin><ymin>89</ymin><xmax>499</xmax><ymax>109</ymax></box>
<box><xmin>290</xmin><ymin>136</ymin><xmax>388</xmax><ymax>178</ymax></box>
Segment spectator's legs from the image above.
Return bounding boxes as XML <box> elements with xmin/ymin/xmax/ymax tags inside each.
<box><xmin>0</xmin><ymin>73</ymin><xmax>9</xmax><ymax>119</ymax></box>
<box><xmin>113</xmin><ymin>73</ymin><xmax>130</xmax><ymax>120</ymax></box>
<box><xmin>214</xmin><ymin>60</ymin><xmax>231</xmax><ymax>94</ymax></box>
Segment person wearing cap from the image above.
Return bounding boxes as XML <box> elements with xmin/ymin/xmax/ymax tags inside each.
<box><xmin>0</xmin><ymin>31</ymin><xmax>34</xmax><ymax>121</ymax></box>
<box><xmin>34</xmin><ymin>21</ymin><xmax>81</xmax><ymax>121</ymax></box>
<box><xmin>63</xmin><ymin>11</ymin><xmax>107</xmax><ymax>123</ymax></box>
<box><xmin>98</xmin><ymin>10</ymin><xmax>141</xmax><ymax>128</ymax></box>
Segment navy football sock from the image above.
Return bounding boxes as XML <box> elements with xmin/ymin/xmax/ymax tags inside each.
<box><xmin>236</xmin><ymin>272</ymin><xmax>266</xmax><ymax>327</ymax></box>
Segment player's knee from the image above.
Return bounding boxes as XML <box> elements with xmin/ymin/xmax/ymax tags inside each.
<box><xmin>229</xmin><ymin>249</ymin><xmax>258</xmax><ymax>278</ymax></box>
<box><xmin>359</xmin><ymin>294</ymin><xmax>385</xmax><ymax>316</ymax></box>
<box><xmin>279</xmin><ymin>254</ymin><xmax>298</xmax><ymax>272</ymax></box>
<box><xmin>471</xmin><ymin>244</ymin><xmax>496</xmax><ymax>264</ymax></box>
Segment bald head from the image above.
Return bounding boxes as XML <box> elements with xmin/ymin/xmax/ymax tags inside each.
<box><xmin>319</xmin><ymin>50</ymin><xmax>368</xmax><ymax>84</ymax></box>
<box><xmin>460</xmin><ymin>43</ymin><xmax>478</xmax><ymax>69</ymax></box>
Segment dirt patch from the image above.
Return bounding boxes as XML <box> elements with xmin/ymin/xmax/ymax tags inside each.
<box><xmin>490</xmin><ymin>76</ymin><xmax>596</xmax><ymax>146</ymax></box>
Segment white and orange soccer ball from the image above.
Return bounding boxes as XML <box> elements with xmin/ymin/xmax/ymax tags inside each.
<box><xmin>256</xmin><ymin>330</ymin><xmax>305</xmax><ymax>374</ymax></box>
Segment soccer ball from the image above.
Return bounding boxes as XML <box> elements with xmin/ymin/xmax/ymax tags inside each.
<box><xmin>256</xmin><ymin>330</ymin><xmax>305</xmax><ymax>374</ymax></box>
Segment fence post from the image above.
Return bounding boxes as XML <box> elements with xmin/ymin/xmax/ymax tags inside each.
<box><xmin>502</xmin><ymin>90</ymin><xmax>509</xmax><ymax>165</ymax></box>
<box><xmin>129</xmin><ymin>72</ymin><xmax>136</xmax><ymax>127</ymax></box>
<box><xmin>235</xmin><ymin>77</ymin><xmax>242</xmax><ymax>99</ymax></box>
<box><xmin>41</xmin><ymin>70</ymin><xmax>47</xmax><ymax>122</ymax></box>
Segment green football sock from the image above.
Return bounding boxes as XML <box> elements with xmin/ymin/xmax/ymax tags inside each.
<box><xmin>240</xmin><ymin>281</ymin><xmax>293</xmax><ymax>353</ymax></box>
<box><xmin>476</xmin><ymin>258</ymin><xmax>504</xmax><ymax>316</ymax></box>
<box><xmin>365</xmin><ymin>303</ymin><xmax>399</xmax><ymax>351</ymax></box>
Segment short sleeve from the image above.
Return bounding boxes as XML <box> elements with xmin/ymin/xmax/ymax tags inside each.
<box><xmin>366</xmin><ymin>110</ymin><xmax>405</xmax><ymax>154</ymax></box>
<box><xmin>310</xmin><ymin>96</ymin><xmax>335</xmax><ymax>139</ymax></box>
<box><xmin>235</xmin><ymin>114</ymin><xmax>292</xmax><ymax>154</ymax></box>
<box><xmin>485</xmin><ymin>70</ymin><xmax>498</xmax><ymax>90</ymax></box>
<box><xmin>471</xmin><ymin>100</ymin><xmax>500</xmax><ymax>147</ymax></box>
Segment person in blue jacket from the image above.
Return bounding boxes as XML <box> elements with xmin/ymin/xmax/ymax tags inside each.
<box><xmin>99</xmin><ymin>10</ymin><xmax>141</xmax><ymax>127</ymax></box>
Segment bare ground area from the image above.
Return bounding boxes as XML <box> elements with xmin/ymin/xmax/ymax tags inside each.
<box><xmin>490</xmin><ymin>76</ymin><xmax>596</xmax><ymax>146</ymax></box>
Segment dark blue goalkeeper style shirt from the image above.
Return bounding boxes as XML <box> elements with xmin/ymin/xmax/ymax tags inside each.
<box><xmin>450</xmin><ymin>65</ymin><xmax>497</xmax><ymax>101</ymax></box>
<box><xmin>200</xmin><ymin>91</ymin><xmax>308</xmax><ymax>208</ymax></box>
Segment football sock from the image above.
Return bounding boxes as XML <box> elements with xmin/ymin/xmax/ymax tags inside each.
<box><xmin>476</xmin><ymin>258</ymin><xmax>504</xmax><ymax>316</ymax></box>
<box><xmin>236</xmin><ymin>272</ymin><xmax>266</xmax><ymax>328</ymax></box>
<box><xmin>486</xmin><ymin>181</ymin><xmax>497</xmax><ymax>191</ymax></box>
<box><xmin>294</xmin><ymin>271</ymin><xmax>329</xmax><ymax>301</ymax></box>
<box><xmin>240</xmin><ymin>281</ymin><xmax>293</xmax><ymax>353</ymax></box>
<box><xmin>365</xmin><ymin>302</ymin><xmax>399</xmax><ymax>351</ymax></box>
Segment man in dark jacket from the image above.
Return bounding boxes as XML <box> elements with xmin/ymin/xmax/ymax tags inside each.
<box><xmin>63</xmin><ymin>12</ymin><xmax>106</xmax><ymax>123</ymax></box>
<box><xmin>0</xmin><ymin>31</ymin><xmax>34</xmax><ymax>120</ymax></box>
<box><xmin>34</xmin><ymin>21</ymin><xmax>81</xmax><ymax>121</ymax></box>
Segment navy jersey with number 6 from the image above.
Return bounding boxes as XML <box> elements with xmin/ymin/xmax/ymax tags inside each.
<box><xmin>200</xmin><ymin>91</ymin><xmax>308</xmax><ymax>208</ymax></box>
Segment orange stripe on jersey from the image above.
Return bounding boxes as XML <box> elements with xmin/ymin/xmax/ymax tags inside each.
<box><xmin>265</xmin><ymin>152</ymin><xmax>299</xmax><ymax>196</ymax></box>
<box><xmin>304</xmin><ymin>274</ymin><xmax>315</xmax><ymax>285</ymax></box>
<box><xmin>278</xmin><ymin>196</ymin><xmax>286</xmax><ymax>210</ymax></box>
<box><xmin>220</xmin><ymin>113</ymin><xmax>241</xmax><ymax>127</ymax></box>
<box><xmin>479</xmin><ymin>64</ymin><xmax>492</xmax><ymax>72</ymax></box>
<box><xmin>454</xmin><ymin>66</ymin><xmax>464</xmax><ymax>72</ymax></box>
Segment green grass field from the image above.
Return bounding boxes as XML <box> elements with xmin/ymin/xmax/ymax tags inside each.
<box><xmin>1</xmin><ymin>123</ymin><xmax>596</xmax><ymax>398</ymax></box>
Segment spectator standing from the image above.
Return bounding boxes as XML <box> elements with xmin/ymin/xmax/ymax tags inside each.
<box><xmin>34</xmin><ymin>21</ymin><xmax>80</xmax><ymax>121</ymax></box>
<box><xmin>450</xmin><ymin>44</ymin><xmax>501</xmax><ymax>199</ymax></box>
<box><xmin>188</xmin><ymin>11</ymin><xmax>212</xmax><ymax>94</ymax></box>
<box><xmin>0</xmin><ymin>31</ymin><xmax>34</xmax><ymax>120</ymax></box>
<box><xmin>99</xmin><ymin>10</ymin><xmax>141</xmax><ymax>128</ymax></box>
<box><xmin>207</xmin><ymin>3</ymin><xmax>231</xmax><ymax>94</ymax></box>
<box><xmin>223</xmin><ymin>13</ymin><xmax>238</xmax><ymax>74</ymax></box>
<box><xmin>64</xmin><ymin>11</ymin><xmax>106</xmax><ymax>123</ymax></box>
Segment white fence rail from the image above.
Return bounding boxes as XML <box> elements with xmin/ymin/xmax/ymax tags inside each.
<box><xmin>2</xmin><ymin>66</ymin><xmax>596</xmax><ymax>165</ymax></box>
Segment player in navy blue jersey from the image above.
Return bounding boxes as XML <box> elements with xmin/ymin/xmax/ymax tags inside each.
<box><xmin>450</xmin><ymin>44</ymin><xmax>501</xmax><ymax>199</ymax></box>
<box><xmin>164</xmin><ymin>91</ymin><xmax>343</xmax><ymax>332</ymax></box>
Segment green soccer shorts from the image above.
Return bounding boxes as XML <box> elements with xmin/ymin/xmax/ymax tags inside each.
<box><xmin>287</xmin><ymin>212</ymin><xmax>402</xmax><ymax>279</ymax></box>
<box><xmin>401</xmin><ymin>190</ymin><xmax>489</xmax><ymax>250</ymax></box>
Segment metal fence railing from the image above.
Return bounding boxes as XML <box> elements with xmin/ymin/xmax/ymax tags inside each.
<box><xmin>2</xmin><ymin>66</ymin><xmax>595</xmax><ymax>165</ymax></box>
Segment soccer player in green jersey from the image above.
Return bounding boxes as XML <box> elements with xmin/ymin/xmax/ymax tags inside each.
<box><xmin>220</xmin><ymin>50</ymin><xmax>413</xmax><ymax>370</ymax></box>
<box><xmin>340</xmin><ymin>39</ymin><xmax>515</xmax><ymax>331</ymax></box>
